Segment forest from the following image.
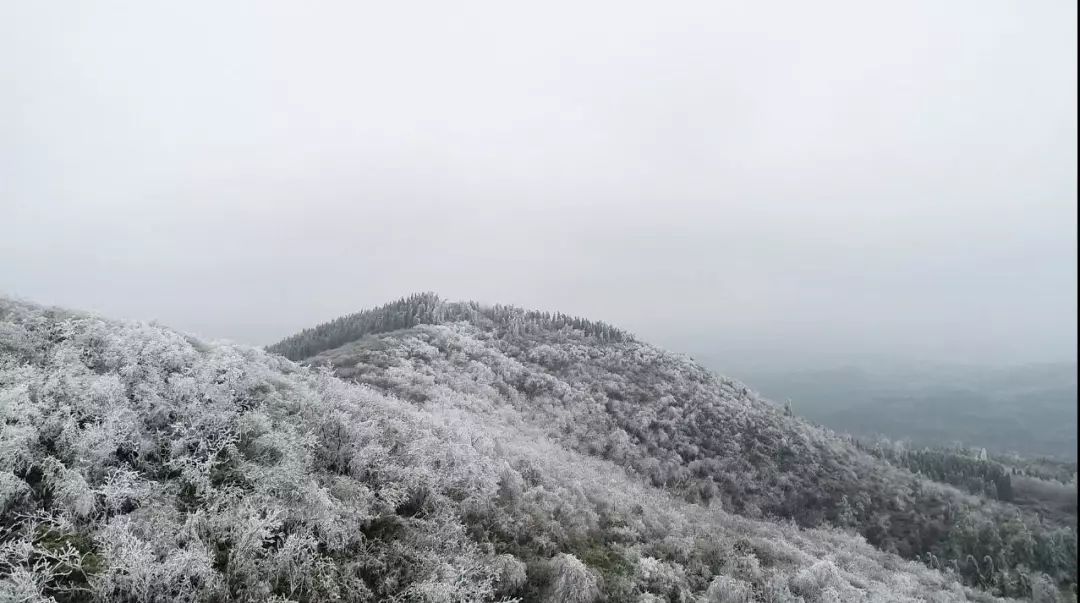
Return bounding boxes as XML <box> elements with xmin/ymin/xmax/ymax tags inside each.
<box><xmin>0</xmin><ymin>294</ymin><xmax>1075</xmax><ymax>602</ymax></box>
<box><xmin>290</xmin><ymin>294</ymin><xmax>1077</xmax><ymax>600</ymax></box>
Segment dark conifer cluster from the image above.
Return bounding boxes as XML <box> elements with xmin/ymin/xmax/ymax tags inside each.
<box><xmin>267</xmin><ymin>293</ymin><xmax>631</xmax><ymax>361</ymax></box>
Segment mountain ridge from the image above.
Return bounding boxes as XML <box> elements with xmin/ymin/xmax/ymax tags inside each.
<box><xmin>270</xmin><ymin>294</ymin><xmax>1077</xmax><ymax>599</ymax></box>
<box><xmin>267</xmin><ymin>293</ymin><xmax>635</xmax><ymax>362</ymax></box>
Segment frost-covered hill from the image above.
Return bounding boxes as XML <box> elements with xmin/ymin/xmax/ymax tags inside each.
<box><xmin>0</xmin><ymin>295</ymin><xmax>1063</xmax><ymax>602</ymax></box>
<box><xmin>271</xmin><ymin>294</ymin><xmax>1076</xmax><ymax>601</ymax></box>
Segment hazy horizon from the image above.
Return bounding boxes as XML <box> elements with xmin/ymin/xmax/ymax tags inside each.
<box><xmin>3</xmin><ymin>1</ymin><xmax>1076</xmax><ymax>371</ymax></box>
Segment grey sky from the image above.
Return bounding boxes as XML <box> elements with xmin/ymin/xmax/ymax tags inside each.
<box><xmin>2</xmin><ymin>1</ymin><xmax>1076</xmax><ymax>371</ymax></box>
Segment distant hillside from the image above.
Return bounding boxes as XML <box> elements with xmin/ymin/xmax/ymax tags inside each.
<box><xmin>271</xmin><ymin>294</ymin><xmax>1076</xmax><ymax>600</ymax></box>
<box><xmin>734</xmin><ymin>364</ymin><xmax>1078</xmax><ymax>460</ymax></box>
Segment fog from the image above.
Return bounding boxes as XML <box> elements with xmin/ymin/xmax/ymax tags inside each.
<box><xmin>2</xmin><ymin>1</ymin><xmax>1076</xmax><ymax>371</ymax></box>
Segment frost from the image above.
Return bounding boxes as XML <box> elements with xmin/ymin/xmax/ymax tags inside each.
<box><xmin>0</xmin><ymin>296</ymin><xmax>1043</xmax><ymax>601</ymax></box>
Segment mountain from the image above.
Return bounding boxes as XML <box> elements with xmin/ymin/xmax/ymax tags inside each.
<box><xmin>0</xmin><ymin>295</ymin><xmax>1072</xmax><ymax>602</ymax></box>
<box><xmin>269</xmin><ymin>293</ymin><xmax>1076</xmax><ymax>600</ymax></box>
<box><xmin>731</xmin><ymin>364</ymin><xmax>1078</xmax><ymax>461</ymax></box>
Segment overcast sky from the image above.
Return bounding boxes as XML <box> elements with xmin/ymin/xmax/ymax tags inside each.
<box><xmin>2</xmin><ymin>1</ymin><xmax>1076</xmax><ymax>371</ymax></box>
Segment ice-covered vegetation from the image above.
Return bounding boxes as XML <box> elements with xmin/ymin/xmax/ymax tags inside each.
<box><xmin>858</xmin><ymin>442</ymin><xmax>1077</xmax><ymax>526</ymax></box>
<box><xmin>267</xmin><ymin>293</ymin><xmax>630</xmax><ymax>363</ymax></box>
<box><xmin>286</xmin><ymin>294</ymin><xmax>1075</xmax><ymax>600</ymax></box>
<box><xmin>0</xmin><ymin>295</ymin><xmax>1069</xmax><ymax>601</ymax></box>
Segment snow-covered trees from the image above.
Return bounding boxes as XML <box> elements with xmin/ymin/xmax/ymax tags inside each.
<box><xmin>542</xmin><ymin>554</ymin><xmax>599</xmax><ymax>603</ymax></box>
<box><xmin>0</xmin><ymin>299</ymin><xmax>505</xmax><ymax>600</ymax></box>
<box><xmin>0</xmin><ymin>297</ymin><xmax>1055</xmax><ymax>601</ymax></box>
<box><xmin>286</xmin><ymin>297</ymin><xmax>1076</xmax><ymax>599</ymax></box>
<box><xmin>267</xmin><ymin>293</ymin><xmax>632</xmax><ymax>361</ymax></box>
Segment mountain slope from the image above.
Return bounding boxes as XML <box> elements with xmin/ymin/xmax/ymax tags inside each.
<box><xmin>272</xmin><ymin>293</ymin><xmax>1076</xmax><ymax>600</ymax></box>
<box><xmin>0</xmin><ymin>296</ymin><xmax>1005</xmax><ymax>602</ymax></box>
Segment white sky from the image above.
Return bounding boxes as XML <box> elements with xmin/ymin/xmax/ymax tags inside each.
<box><xmin>2</xmin><ymin>1</ymin><xmax>1076</xmax><ymax>370</ymax></box>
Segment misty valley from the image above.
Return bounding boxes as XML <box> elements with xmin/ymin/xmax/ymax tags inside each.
<box><xmin>734</xmin><ymin>365</ymin><xmax>1076</xmax><ymax>462</ymax></box>
<box><xmin>1</xmin><ymin>294</ymin><xmax>1075</xmax><ymax>602</ymax></box>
